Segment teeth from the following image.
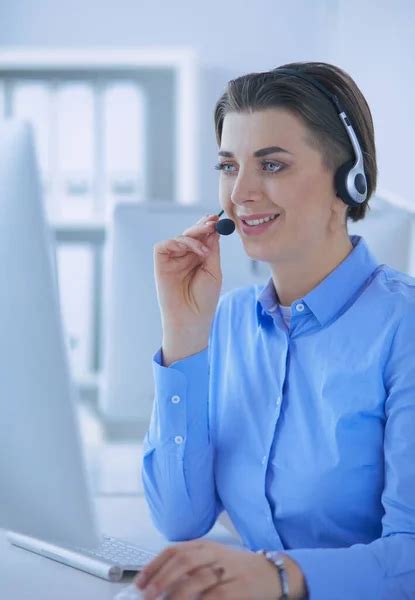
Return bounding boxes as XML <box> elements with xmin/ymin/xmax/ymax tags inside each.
<box><xmin>244</xmin><ymin>214</ymin><xmax>279</xmax><ymax>226</ymax></box>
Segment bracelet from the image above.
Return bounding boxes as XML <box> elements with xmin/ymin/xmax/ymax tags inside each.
<box><xmin>256</xmin><ymin>549</ymin><xmax>289</xmax><ymax>600</ymax></box>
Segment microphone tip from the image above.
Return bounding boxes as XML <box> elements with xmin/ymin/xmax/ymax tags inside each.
<box><xmin>215</xmin><ymin>218</ymin><xmax>236</xmax><ymax>236</ymax></box>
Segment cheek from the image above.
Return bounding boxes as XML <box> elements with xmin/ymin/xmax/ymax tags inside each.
<box><xmin>288</xmin><ymin>171</ymin><xmax>331</xmax><ymax>211</ymax></box>
<box><xmin>287</xmin><ymin>199</ymin><xmax>327</xmax><ymax>231</ymax></box>
<box><xmin>280</xmin><ymin>180</ymin><xmax>331</xmax><ymax>236</ymax></box>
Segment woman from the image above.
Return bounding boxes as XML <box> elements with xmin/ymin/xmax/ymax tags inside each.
<box><xmin>136</xmin><ymin>62</ymin><xmax>415</xmax><ymax>599</ymax></box>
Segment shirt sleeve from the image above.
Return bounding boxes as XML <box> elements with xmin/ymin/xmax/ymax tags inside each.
<box><xmin>282</xmin><ymin>301</ymin><xmax>415</xmax><ymax>599</ymax></box>
<box><xmin>141</xmin><ymin>329</ymin><xmax>223</xmax><ymax>541</ymax></box>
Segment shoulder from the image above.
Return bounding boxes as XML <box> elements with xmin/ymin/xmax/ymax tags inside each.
<box><xmin>376</xmin><ymin>267</ymin><xmax>415</xmax><ymax>383</ymax></box>
<box><xmin>376</xmin><ymin>265</ymin><xmax>415</xmax><ymax>294</ymax></box>
<box><xmin>374</xmin><ymin>265</ymin><xmax>415</xmax><ymax>315</ymax></box>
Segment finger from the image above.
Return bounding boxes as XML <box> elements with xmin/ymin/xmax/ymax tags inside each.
<box><xmin>163</xmin><ymin>239</ymin><xmax>191</xmax><ymax>255</ymax></box>
<box><xmin>137</xmin><ymin>542</ymin><xmax>215</xmax><ymax>594</ymax></box>
<box><xmin>200</xmin><ymin>579</ymin><xmax>243</xmax><ymax>600</ymax></box>
<box><xmin>174</xmin><ymin>235</ymin><xmax>211</xmax><ymax>257</ymax></box>
<box><xmin>154</xmin><ymin>237</ymin><xmax>209</xmax><ymax>259</ymax></box>
<box><xmin>135</xmin><ymin>540</ymin><xmax>215</xmax><ymax>589</ymax></box>
<box><xmin>167</xmin><ymin>564</ymin><xmax>228</xmax><ymax>600</ymax></box>
<box><xmin>144</xmin><ymin>554</ymin><xmax>217</xmax><ymax>599</ymax></box>
<box><xmin>183</xmin><ymin>212</ymin><xmax>220</xmax><ymax>233</ymax></box>
<box><xmin>195</xmin><ymin>212</ymin><xmax>219</xmax><ymax>225</ymax></box>
<box><xmin>182</xmin><ymin>219</ymin><xmax>218</xmax><ymax>238</ymax></box>
<box><xmin>136</xmin><ymin>544</ymin><xmax>189</xmax><ymax>589</ymax></box>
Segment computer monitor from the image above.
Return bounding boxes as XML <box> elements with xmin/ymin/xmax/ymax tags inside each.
<box><xmin>100</xmin><ymin>195</ymin><xmax>415</xmax><ymax>429</ymax></box>
<box><xmin>0</xmin><ymin>121</ymin><xmax>242</xmax><ymax>581</ymax></box>
<box><xmin>100</xmin><ymin>202</ymin><xmax>270</xmax><ymax>426</ymax></box>
<box><xmin>0</xmin><ymin>120</ymin><xmax>99</xmax><ymax>549</ymax></box>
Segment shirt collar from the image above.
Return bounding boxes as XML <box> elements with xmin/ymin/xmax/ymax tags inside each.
<box><xmin>256</xmin><ymin>236</ymin><xmax>381</xmax><ymax>327</ymax></box>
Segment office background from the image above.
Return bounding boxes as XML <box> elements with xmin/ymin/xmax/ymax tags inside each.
<box><xmin>0</xmin><ymin>0</ymin><xmax>414</xmax><ymax>495</ymax></box>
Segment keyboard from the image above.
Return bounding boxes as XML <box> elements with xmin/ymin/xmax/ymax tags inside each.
<box><xmin>76</xmin><ymin>535</ymin><xmax>157</xmax><ymax>566</ymax></box>
<box><xmin>7</xmin><ymin>530</ymin><xmax>158</xmax><ymax>581</ymax></box>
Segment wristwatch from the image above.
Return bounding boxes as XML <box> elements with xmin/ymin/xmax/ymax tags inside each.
<box><xmin>256</xmin><ymin>549</ymin><xmax>289</xmax><ymax>600</ymax></box>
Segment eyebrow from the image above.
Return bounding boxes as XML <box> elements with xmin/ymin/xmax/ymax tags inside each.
<box><xmin>218</xmin><ymin>145</ymin><xmax>293</xmax><ymax>158</ymax></box>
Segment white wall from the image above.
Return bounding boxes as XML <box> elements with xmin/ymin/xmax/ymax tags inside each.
<box><xmin>0</xmin><ymin>0</ymin><xmax>413</xmax><ymax>206</ymax></box>
<box><xmin>328</xmin><ymin>0</ymin><xmax>415</xmax><ymax>206</ymax></box>
<box><xmin>0</xmin><ymin>0</ymin><xmax>336</xmax><ymax>208</ymax></box>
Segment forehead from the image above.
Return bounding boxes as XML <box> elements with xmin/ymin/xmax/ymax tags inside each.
<box><xmin>220</xmin><ymin>108</ymin><xmax>310</xmax><ymax>155</ymax></box>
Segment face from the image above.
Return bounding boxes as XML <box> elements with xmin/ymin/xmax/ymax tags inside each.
<box><xmin>217</xmin><ymin>108</ymin><xmax>346</xmax><ymax>265</ymax></box>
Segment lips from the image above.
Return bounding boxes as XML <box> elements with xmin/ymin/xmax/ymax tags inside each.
<box><xmin>238</xmin><ymin>212</ymin><xmax>280</xmax><ymax>222</ymax></box>
<box><xmin>239</xmin><ymin>213</ymin><xmax>281</xmax><ymax>236</ymax></box>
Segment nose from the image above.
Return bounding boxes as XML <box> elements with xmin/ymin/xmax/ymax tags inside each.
<box><xmin>230</xmin><ymin>168</ymin><xmax>263</xmax><ymax>208</ymax></box>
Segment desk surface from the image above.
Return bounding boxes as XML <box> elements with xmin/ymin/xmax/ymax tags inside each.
<box><xmin>0</xmin><ymin>495</ymin><xmax>239</xmax><ymax>600</ymax></box>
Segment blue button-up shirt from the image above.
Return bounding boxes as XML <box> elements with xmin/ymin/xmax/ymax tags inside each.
<box><xmin>142</xmin><ymin>235</ymin><xmax>415</xmax><ymax>599</ymax></box>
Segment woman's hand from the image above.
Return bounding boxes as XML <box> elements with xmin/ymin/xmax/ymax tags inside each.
<box><xmin>153</xmin><ymin>213</ymin><xmax>222</xmax><ymax>338</ymax></box>
<box><xmin>134</xmin><ymin>539</ymin><xmax>282</xmax><ymax>600</ymax></box>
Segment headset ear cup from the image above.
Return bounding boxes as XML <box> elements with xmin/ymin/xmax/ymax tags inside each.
<box><xmin>334</xmin><ymin>160</ymin><xmax>355</xmax><ymax>206</ymax></box>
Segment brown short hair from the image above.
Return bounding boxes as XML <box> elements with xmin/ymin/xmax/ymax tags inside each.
<box><xmin>213</xmin><ymin>61</ymin><xmax>377</xmax><ymax>222</ymax></box>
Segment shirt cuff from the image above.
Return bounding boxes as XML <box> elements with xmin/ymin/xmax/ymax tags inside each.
<box><xmin>149</xmin><ymin>346</ymin><xmax>210</xmax><ymax>447</ymax></box>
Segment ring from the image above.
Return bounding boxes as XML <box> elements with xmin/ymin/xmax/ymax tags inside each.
<box><xmin>211</xmin><ymin>565</ymin><xmax>225</xmax><ymax>583</ymax></box>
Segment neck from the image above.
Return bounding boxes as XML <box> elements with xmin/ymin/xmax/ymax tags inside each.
<box><xmin>270</xmin><ymin>233</ymin><xmax>353</xmax><ymax>307</ymax></box>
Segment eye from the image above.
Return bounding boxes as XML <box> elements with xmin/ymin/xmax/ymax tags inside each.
<box><xmin>214</xmin><ymin>160</ymin><xmax>285</xmax><ymax>175</ymax></box>
<box><xmin>214</xmin><ymin>162</ymin><xmax>236</xmax><ymax>174</ymax></box>
<box><xmin>261</xmin><ymin>160</ymin><xmax>284</xmax><ymax>173</ymax></box>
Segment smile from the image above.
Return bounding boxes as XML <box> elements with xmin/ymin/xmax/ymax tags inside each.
<box><xmin>241</xmin><ymin>213</ymin><xmax>279</xmax><ymax>226</ymax></box>
<box><xmin>239</xmin><ymin>213</ymin><xmax>281</xmax><ymax>236</ymax></box>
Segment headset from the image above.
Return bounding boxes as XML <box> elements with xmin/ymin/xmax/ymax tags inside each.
<box><xmin>273</xmin><ymin>67</ymin><xmax>368</xmax><ymax>208</ymax></box>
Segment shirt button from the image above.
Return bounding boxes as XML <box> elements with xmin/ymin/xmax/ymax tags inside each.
<box><xmin>171</xmin><ymin>395</ymin><xmax>181</xmax><ymax>404</ymax></box>
<box><xmin>261</xmin><ymin>456</ymin><xmax>267</xmax><ymax>465</ymax></box>
<box><xmin>296</xmin><ymin>303</ymin><xmax>305</xmax><ymax>313</ymax></box>
<box><xmin>174</xmin><ymin>435</ymin><xmax>184</xmax><ymax>445</ymax></box>
<box><xmin>276</xmin><ymin>396</ymin><xmax>282</xmax><ymax>407</ymax></box>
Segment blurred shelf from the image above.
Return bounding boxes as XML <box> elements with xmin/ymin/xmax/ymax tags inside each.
<box><xmin>50</xmin><ymin>220</ymin><xmax>107</xmax><ymax>244</ymax></box>
<box><xmin>75</xmin><ymin>370</ymin><xmax>150</xmax><ymax>442</ymax></box>
<box><xmin>75</xmin><ymin>370</ymin><xmax>101</xmax><ymax>405</ymax></box>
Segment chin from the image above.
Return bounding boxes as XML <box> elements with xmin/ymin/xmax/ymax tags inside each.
<box><xmin>239</xmin><ymin>239</ymin><xmax>278</xmax><ymax>262</ymax></box>
<box><xmin>243</xmin><ymin>247</ymin><xmax>276</xmax><ymax>263</ymax></box>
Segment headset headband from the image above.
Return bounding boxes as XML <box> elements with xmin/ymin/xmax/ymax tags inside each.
<box><xmin>272</xmin><ymin>67</ymin><xmax>367</xmax><ymax>206</ymax></box>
